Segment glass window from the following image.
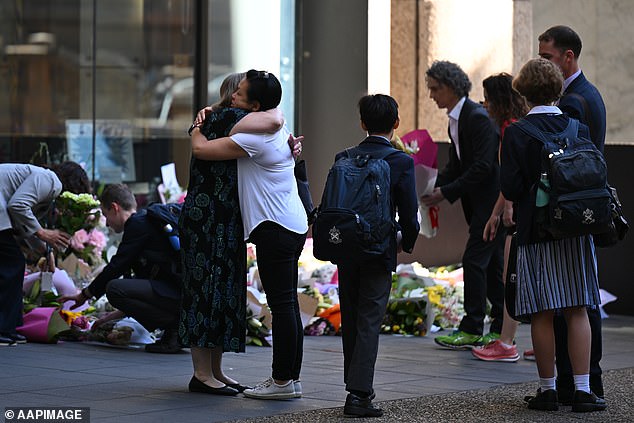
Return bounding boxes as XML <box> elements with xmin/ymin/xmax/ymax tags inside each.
<box><xmin>0</xmin><ymin>0</ymin><xmax>295</xmax><ymax>202</ymax></box>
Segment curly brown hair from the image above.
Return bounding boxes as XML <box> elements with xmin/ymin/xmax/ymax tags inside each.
<box><xmin>512</xmin><ymin>58</ymin><xmax>563</xmax><ymax>106</ymax></box>
<box><xmin>483</xmin><ymin>73</ymin><xmax>529</xmax><ymax>127</ymax></box>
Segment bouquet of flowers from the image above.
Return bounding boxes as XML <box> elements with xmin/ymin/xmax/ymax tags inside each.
<box><xmin>55</xmin><ymin>191</ymin><xmax>101</xmax><ymax>235</ymax></box>
<box><xmin>68</xmin><ymin>228</ymin><xmax>107</xmax><ymax>266</ymax></box>
<box><xmin>395</xmin><ymin>130</ymin><xmax>440</xmax><ymax>238</ymax></box>
<box><xmin>55</xmin><ymin>191</ymin><xmax>107</xmax><ymax>281</ymax></box>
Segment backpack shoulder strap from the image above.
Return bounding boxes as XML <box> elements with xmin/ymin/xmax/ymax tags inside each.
<box><xmin>563</xmin><ymin>92</ymin><xmax>592</xmax><ymax>135</ymax></box>
<box><xmin>347</xmin><ymin>143</ymin><xmax>397</xmax><ymax>161</ymax></box>
<box><xmin>513</xmin><ymin>119</ymin><xmax>550</xmax><ymax>145</ymax></box>
<box><xmin>561</xmin><ymin>118</ymin><xmax>580</xmax><ymax>142</ymax></box>
<box><xmin>514</xmin><ymin>118</ymin><xmax>579</xmax><ymax>148</ymax></box>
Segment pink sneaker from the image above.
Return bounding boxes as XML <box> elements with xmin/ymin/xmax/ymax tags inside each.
<box><xmin>523</xmin><ymin>349</ymin><xmax>536</xmax><ymax>361</ymax></box>
<box><xmin>471</xmin><ymin>340</ymin><xmax>520</xmax><ymax>362</ymax></box>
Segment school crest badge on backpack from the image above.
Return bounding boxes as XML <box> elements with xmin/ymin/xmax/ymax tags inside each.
<box><xmin>515</xmin><ymin>118</ymin><xmax>611</xmax><ymax>240</ymax></box>
<box><xmin>312</xmin><ymin>146</ymin><xmax>395</xmax><ymax>262</ymax></box>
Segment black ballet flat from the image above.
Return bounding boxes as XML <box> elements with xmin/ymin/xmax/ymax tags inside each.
<box><xmin>226</xmin><ymin>383</ymin><xmax>252</xmax><ymax>393</ymax></box>
<box><xmin>188</xmin><ymin>376</ymin><xmax>239</xmax><ymax>396</ymax></box>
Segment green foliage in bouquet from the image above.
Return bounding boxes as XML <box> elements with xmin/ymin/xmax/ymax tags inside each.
<box><xmin>246</xmin><ymin>308</ymin><xmax>271</xmax><ymax>347</ymax></box>
<box><xmin>23</xmin><ymin>276</ymin><xmax>61</xmax><ymax>313</ymax></box>
<box><xmin>381</xmin><ymin>298</ymin><xmax>428</xmax><ymax>336</ymax></box>
<box><xmin>55</xmin><ymin>191</ymin><xmax>101</xmax><ymax>235</ymax></box>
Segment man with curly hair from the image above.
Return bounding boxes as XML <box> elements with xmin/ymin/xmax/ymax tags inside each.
<box><xmin>422</xmin><ymin>61</ymin><xmax>505</xmax><ymax>350</ymax></box>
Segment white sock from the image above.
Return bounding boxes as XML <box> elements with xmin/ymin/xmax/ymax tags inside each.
<box><xmin>500</xmin><ymin>341</ymin><xmax>514</xmax><ymax>348</ymax></box>
<box><xmin>539</xmin><ymin>377</ymin><xmax>556</xmax><ymax>392</ymax></box>
<box><xmin>574</xmin><ymin>374</ymin><xmax>591</xmax><ymax>393</ymax></box>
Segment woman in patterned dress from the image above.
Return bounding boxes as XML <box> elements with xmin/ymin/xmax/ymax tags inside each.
<box><xmin>179</xmin><ymin>72</ymin><xmax>284</xmax><ymax>395</ymax></box>
<box><xmin>189</xmin><ymin>70</ymin><xmax>308</xmax><ymax>400</ymax></box>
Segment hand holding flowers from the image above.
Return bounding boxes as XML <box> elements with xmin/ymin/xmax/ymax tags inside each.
<box><xmin>55</xmin><ymin>191</ymin><xmax>101</xmax><ymax>235</ymax></box>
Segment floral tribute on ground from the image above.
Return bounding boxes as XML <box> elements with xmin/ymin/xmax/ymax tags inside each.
<box><xmin>245</xmin><ymin>238</ymin><xmax>466</xmax><ymax>343</ymax></box>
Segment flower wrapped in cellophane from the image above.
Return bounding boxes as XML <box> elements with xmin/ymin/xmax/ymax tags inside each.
<box><xmin>55</xmin><ymin>191</ymin><xmax>101</xmax><ymax>235</ymax></box>
<box><xmin>55</xmin><ymin>191</ymin><xmax>108</xmax><ymax>284</ymax></box>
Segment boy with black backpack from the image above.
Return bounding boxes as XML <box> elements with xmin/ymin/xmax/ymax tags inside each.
<box><xmin>60</xmin><ymin>184</ymin><xmax>183</xmax><ymax>354</ymax></box>
<box><xmin>315</xmin><ymin>94</ymin><xmax>419</xmax><ymax>418</ymax></box>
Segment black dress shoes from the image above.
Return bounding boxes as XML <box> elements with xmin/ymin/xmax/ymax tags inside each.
<box><xmin>572</xmin><ymin>390</ymin><xmax>607</xmax><ymax>412</ymax></box>
<box><xmin>188</xmin><ymin>376</ymin><xmax>239</xmax><ymax>396</ymax></box>
<box><xmin>9</xmin><ymin>333</ymin><xmax>27</xmax><ymax>344</ymax></box>
<box><xmin>0</xmin><ymin>335</ymin><xmax>17</xmax><ymax>346</ymax></box>
<box><xmin>226</xmin><ymin>383</ymin><xmax>252</xmax><ymax>393</ymax></box>
<box><xmin>145</xmin><ymin>329</ymin><xmax>182</xmax><ymax>354</ymax></box>
<box><xmin>343</xmin><ymin>393</ymin><xmax>383</xmax><ymax>417</ymax></box>
<box><xmin>526</xmin><ymin>389</ymin><xmax>559</xmax><ymax>411</ymax></box>
<box><xmin>557</xmin><ymin>389</ymin><xmax>573</xmax><ymax>406</ymax></box>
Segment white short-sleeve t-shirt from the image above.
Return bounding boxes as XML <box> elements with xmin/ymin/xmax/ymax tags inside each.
<box><xmin>231</xmin><ymin>126</ymin><xmax>308</xmax><ymax>239</ymax></box>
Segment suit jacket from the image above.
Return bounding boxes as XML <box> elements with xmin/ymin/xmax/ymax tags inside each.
<box><xmin>334</xmin><ymin>136</ymin><xmax>420</xmax><ymax>271</ymax></box>
<box><xmin>559</xmin><ymin>71</ymin><xmax>606</xmax><ymax>153</ymax></box>
<box><xmin>0</xmin><ymin>164</ymin><xmax>61</xmax><ymax>242</ymax></box>
<box><xmin>88</xmin><ymin>209</ymin><xmax>181</xmax><ymax>299</ymax></box>
<box><xmin>436</xmin><ymin>98</ymin><xmax>500</xmax><ymax>232</ymax></box>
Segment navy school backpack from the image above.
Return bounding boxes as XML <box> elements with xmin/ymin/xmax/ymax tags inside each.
<box><xmin>514</xmin><ymin>118</ymin><xmax>612</xmax><ymax>240</ymax></box>
<box><xmin>312</xmin><ymin>145</ymin><xmax>395</xmax><ymax>262</ymax></box>
<box><xmin>146</xmin><ymin>202</ymin><xmax>182</xmax><ymax>251</ymax></box>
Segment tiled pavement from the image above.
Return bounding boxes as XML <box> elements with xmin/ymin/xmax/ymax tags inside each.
<box><xmin>1</xmin><ymin>315</ymin><xmax>633</xmax><ymax>422</ymax></box>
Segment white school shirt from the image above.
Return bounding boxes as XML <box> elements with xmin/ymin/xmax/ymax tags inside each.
<box><xmin>447</xmin><ymin>97</ymin><xmax>466</xmax><ymax>159</ymax></box>
<box><xmin>230</xmin><ymin>126</ymin><xmax>308</xmax><ymax>240</ymax></box>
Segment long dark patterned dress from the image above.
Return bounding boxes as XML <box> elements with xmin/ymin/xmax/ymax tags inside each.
<box><xmin>178</xmin><ymin>107</ymin><xmax>248</xmax><ymax>351</ymax></box>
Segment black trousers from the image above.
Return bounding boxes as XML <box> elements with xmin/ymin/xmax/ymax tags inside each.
<box><xmin>0</xmin><ymin>230</ymin><xmax>25</xmax><ymax>333</ymax></box>
<box><xmin>106</xmin><ymin>278</ymin><xmax>180</xmax><ymax>332</ymax></box>
<box><xmin>554</xmin><ymin>307</ymin><xmax>603</xmax><ymax>396</ymax></box>
<box><xmin>338</xmin><ymin>260</ymin><xmax>392</xmax><ymax>397</ymax></box>
<box><xmin>458</xmin><ymin>227</ymin><xmax>505</xmax><ymax>335</ymax></box>
<box><xmin>248</xmin><ymin>221</ymin><xmax>307</xmax><ymax>381</ymax></box>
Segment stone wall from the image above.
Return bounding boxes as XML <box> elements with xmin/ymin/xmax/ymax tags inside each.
<box><xmin>391</xmin><ymin>0</ymin><xmax>532</xmax><ymax>142</ymax></box>
<box><xmin>532</xmin><ymin>0</ymin><xmax>634</xmax><ymax>144</ymax></box>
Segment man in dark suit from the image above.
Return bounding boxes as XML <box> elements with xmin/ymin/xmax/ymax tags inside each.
<box><xmin>61</xmin><ymin>184</ymin><xmax>182</xmax><ymax>353</ymax></box>
<box><xmin>335</xmin><ymin>94</ymin><xmax>419</xmax><ymax>418</ymax></box>
<box><xmin>422</xmin><ymin>61</ymin><xmax>505</xmax><ymax>349</ymax></box>
<box><xmin>539</xmin><ymin>25</ymin><xmax>606</xmax><ymax>153</ymax></box>
<box><xmin>538</xmin><ymin>25</ymin><xmax>607</xmax><ymax>400</ymax></box>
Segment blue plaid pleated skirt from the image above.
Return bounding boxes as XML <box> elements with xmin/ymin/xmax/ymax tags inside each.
<box><xmin>515</xmin><ymin>235</ymin><xmax>601</xmax><ymax>316</ymax></box>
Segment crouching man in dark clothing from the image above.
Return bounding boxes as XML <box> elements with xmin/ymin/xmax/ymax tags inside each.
<box><xmin>61</xmin><ymin>184</ymin><xmax>182</xmax><ymax>353</ymax></box>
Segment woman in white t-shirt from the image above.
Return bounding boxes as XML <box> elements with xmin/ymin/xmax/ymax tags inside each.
<box><xmin>189</xmin><ymin>70</ymin><xmax>308</xmax><ymax>400</ymax></box>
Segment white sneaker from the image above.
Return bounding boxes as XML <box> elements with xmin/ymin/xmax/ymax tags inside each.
<box><xmin>243</xmin><ymin>377</ymin><xmax>295</xmax><ymax>400</ymax></box>
<box><xmin>293</xmin><ymin>380</ymin><xmax>302</xmax><ymax>398</ymax></box>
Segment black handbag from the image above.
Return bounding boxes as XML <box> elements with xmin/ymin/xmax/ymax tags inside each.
<box><xmin>294</xmin><ymin>159</ymin><xmax>316</xmax><ymax>224</ymax></box>
<box><xmin>593</xmin><ymin>184</ymin><xmax>629</xmax><ymax>248</ymax></box>
<box><xmin>505</xmin><ymin>233</ymin><xmax>531</xmax><ymax>324</ymax></box>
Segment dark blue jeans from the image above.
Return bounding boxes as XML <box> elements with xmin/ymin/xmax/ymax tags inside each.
<box><xmin>249</xmin><ymin>221</ymin><xmax>306</xmax><ymax>381</ymax></box>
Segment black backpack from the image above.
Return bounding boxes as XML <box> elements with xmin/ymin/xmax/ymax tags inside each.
<box><xmin>312</xmin><ymin>145</ymin><xmax>395</xmax><ymax>262</ymax></box>
<box><xmin>514</xmin><ymin>118</ymin><xmax>612</xmax><ymax>240</ymax></box>
<box><xmin>143</xmin><ymin>203</ymin><xmax>183</xmax><ymax>279</ymax></box>
<box><xmin>146</xmin><ymin>202</ymin><xmax>183</xmax><ymax>251</ymax></box>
